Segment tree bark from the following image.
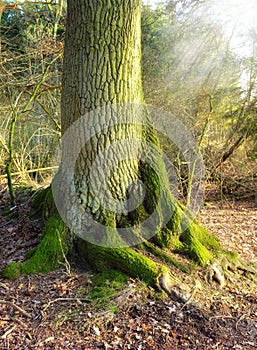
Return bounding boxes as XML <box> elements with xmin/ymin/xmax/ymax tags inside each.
<box><xmin>56</xmin><ymin>0</ymin><xmax>221</xmax><ymax>283</ymax></box>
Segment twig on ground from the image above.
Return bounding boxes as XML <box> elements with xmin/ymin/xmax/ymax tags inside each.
<box><xmin>1</xmin><ymin>325</ymin><xmax>17</xmax><ymax>339</ymax></box>
<box><xmin>0</xmin><ymin>300</ymin><xmax>32</xmax><ymax>318</ymax></box>
<box><xmin>0</xmin><ymin>220</ymin><xmax>14</xmax><ymax>229</ymax></box>
<box><xmin>209</xmin><ymin>315</ymin><xmax>234</xmax><ymax>320</ymax></box>
<box><xmin>43</xmin><ymin>297</ymin><xmax>90</xmax><ymax>312</ymax></box>
<box><xmin>236</xmin><ymin>313</ymin><xmax>249</xmax><ymax>330</ymax></box>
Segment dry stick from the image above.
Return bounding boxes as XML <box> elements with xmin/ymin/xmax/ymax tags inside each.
<box><xmin>0</xmin><ymin>166</ymin><xmax>59</xmax><ymax>179</ymax></box>
<box><xmin>236</xmin><ymin>313</ymin><xmax>249</xmax><ymax>330</ymax></box>
<box><xmin>0</xmin><ymin>300</ymin><xmax>32</xmax><ymax>318</ymax></box>
<box><xmin>43</xmin><ymin>297</ymin><xmax>91</xmax><ymax>312</ymax></box>
<box><xmin>0</xmin><ymin>219</ymin><xmax>14</xmax><ymax>229</ymax></box>
<box><xmin>2</xmin><ymin>1</ymin><xmax>54</xmax><ymax>11</ymax></box>
<box><xmin>209</xmin><ymin>315</ymin><xmax>234</xmax><ymax>320</ymax></box>
<box><xmin>1</xmin><ymin>325</ymin><xmax>17</xmax><ymax>339</ymax></box>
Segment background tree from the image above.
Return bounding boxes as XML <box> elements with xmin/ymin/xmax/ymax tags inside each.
<box><xmin>0</xmin><ymin>1</ymin><xmax>64</xmax><ymax>199</ymax></box>
<box><xmin>1</xmin><ymin>0</ymin><xmax>256</xmax><ymax>201</ymax></box>
<box><xmin>141</xmin><ymin>0</ymin><xmax>257</xmax><ymax>200</ymax></box>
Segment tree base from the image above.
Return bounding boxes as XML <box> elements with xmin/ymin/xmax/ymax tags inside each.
<box><xmin>2</xmin><ymin>188</ymin><xmax>256</xmax><ymax>296</ymax></box>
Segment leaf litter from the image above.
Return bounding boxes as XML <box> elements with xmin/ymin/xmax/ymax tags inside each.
<box><xmin>0</xmin><ymin>183</ymin><xmax>256</xmax><ymax>349</ymax></box>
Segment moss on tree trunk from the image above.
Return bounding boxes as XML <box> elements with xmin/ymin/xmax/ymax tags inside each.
<box><xmin>2</xmin><ymin>186</ymin><xmax>255</xmax><ymax>292</ymax></box>
<box><xmin>2</xmin><ymin>186</ymin><xmax>221</xmax><ymax>284</ymax></box>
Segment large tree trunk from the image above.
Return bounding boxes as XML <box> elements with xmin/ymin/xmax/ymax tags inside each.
<box><xmin>3</xmin><ymin>0</ymin><xmax>252</xmax><ymax>290</ymax></box>
<box><xmin>59</xmin><ymin>0</ymin><xmax>145</xmax><ymax>247</ymax></box>
<box><xmin>55</xmin><ymin>0</ymin><xmax>221</xmax><ymax>287</ymax></box>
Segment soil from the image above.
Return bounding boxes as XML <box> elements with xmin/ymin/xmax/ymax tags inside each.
<box><xmin>0</xmin><ymin>183</ymin><xmax>256</xmax><ymax>349</ymax></box>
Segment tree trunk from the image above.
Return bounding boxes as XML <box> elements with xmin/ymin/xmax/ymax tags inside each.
<box><xmin>3</xmin><ymin>0</ymin><xmax>251</xmax><ymax>290</ymax></box>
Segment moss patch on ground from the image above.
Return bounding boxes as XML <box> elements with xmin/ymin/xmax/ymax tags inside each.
<box><xmin>88</xmin><ymin>270</ymin><xmax>128</xmax><ymax>309</ymax></box>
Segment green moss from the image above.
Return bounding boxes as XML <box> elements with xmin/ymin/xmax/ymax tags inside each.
<box><xmin>90</xmin><ymin>270</ymin><xmax>127</xmax><ymax>298</ymax></box>
<box><xmin>143</xmin><ymin>241</ymin><xmax>188</xmax><ymax>273</ymax></box>
<box><xmin>2</xmin><ymin>262</ymin><xmax>22</xmax><ymax>279</ymax></box>
<box><xmin>31</xmin><ymin>187</ymin><xmax>49</xmax><ymax>210</ymax></box>
<box><xmin>2</xmin><ymin>214</ymin><xmax>69</xmax><ymax>278</ymax></box>
<box><xmin>186</xmin><ymin>236</ymin><xmax>213</xmax><ymax>266</ymax></box>
<box><xmin>154</xmin><ymin>225</ymin><xmax>183</xmax><ymax>250</ymax></box>
<box><xmin>86</xmin><ymin>270</ymin><xmax>128</xmax><ymax>309</ymax></box>
<box><xmin>83</xmin><ymin>242</ymin><xmax>169</xmax><ymax>286</ymax></box>
<box><xmin>24</xmin><ymin>247</ymin><xmax>37</xmax><ymax>259</ymax></box>
<box><xmin>30</xmin><ymin>186</ymin><xmax>57</xmax><ymax>221</ymax></box>
<box><xmin>193</xmin><ymin>223</ymin><xmax>221</xmax><ymax>251</ymax></box>
<box><xmin>91</xmin><ymin>269</ymin><xmax>128</xmax><ymax>286</ymax></box>
<box><xmin>224</xmin><ymin>250</ymin><xmax>239</xmax><ymax>261</ymax></box>
<box><xmin>42</xmin><ymin>187</ymin><xmax>58</xmax><ymax>220</ymax></box>
<box><xmin>179</xmin><ymin>222</ymin><xmax>222</xmax><ymax>266</ymax></box>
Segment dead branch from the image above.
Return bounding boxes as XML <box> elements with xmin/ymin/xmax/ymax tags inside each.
<box><xmin>1</xmin><ymin>325</ymin><xmax>17</xmax><ymax>339</ymax></box>
<box><xmin>0</xmin><ymin>300</ymin><xmax>32</xmax><ymax>318</ymax></box>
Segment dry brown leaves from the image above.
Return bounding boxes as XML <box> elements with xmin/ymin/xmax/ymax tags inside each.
<box><xmin>199</xmin><ymin>200</ymin><xmax>257</xmax><ymax>262</ymax></box>
<box><xmin>0</xmin><ymin>183</ymin><xmax>257</xmax><ymax>349</ymax></box>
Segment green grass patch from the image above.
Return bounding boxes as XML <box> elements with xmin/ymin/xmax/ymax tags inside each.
<box><xmin>87</xmin><ymin>269</ymin><xmax>128</xmax><ymax>309</ymax></box>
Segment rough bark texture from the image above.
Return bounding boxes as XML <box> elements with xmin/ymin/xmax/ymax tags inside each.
<box><xmin>3</xmin><ymin>0</ymin><xmax>254</xmax><ymax>291</ymax></box>
<box><xmin>59</xmin><ymin>0</ymin><xmax>145</xmax><ymax>240</ymax></box>
<box><xmin>61</xmin><ymin>0</ymin><xmax>143</xmax><ymax>129</ymax></box>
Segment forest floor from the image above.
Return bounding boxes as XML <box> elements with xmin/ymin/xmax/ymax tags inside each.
<box><xmin>0</xmin><ymin>182</ymin><xmax>256</xmax><ymax>350</ymax></box>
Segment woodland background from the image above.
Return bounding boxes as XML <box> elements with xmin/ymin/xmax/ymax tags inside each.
<box><xmin>0</xmin><ymin>0</ymin><xmax>256</xmax><ymax>201</ymax></box>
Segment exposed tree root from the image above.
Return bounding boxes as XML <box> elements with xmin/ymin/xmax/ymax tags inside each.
<box><xmin>2</xmin><ymin>188</ymin><xmax>256</xmax><ymax>301</ymax></box>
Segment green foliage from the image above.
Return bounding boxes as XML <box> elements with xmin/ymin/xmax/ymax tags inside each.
<box><xmin>142</xmin><ymin>4</ymin><xmax>174</xmax><ymax>81</ymax></box>
<box><xmin>141</xmin><ymin>0</ymin><xmax>257</xmax><ymax>197</ymax></box>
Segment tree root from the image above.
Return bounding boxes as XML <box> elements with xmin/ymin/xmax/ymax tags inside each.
<box><xmin>206</xmin><ymin>255</ymin><xmax>257</xmax><ymax>289</ymax></box>
<box><xmin>2</xmin><ymin>186</ymin><xmax>256</xmax><ymax>302</ymax></box>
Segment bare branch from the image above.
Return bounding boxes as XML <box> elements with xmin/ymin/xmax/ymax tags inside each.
<box><xmin>0</xmin><ymin>300</ymin><xmax>32</xmax><ymax>318</ymax></box>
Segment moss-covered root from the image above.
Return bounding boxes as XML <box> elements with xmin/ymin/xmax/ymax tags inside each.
<box><xmin>179</xmin><ymin>222</ymin><xmax>222</xmax><ymax>266</ymax></box>
<box><xmin>2</xmin><ymin>214</ymin><xmax>68</xmax><ymax>279</ymax></box>
<box><xmin>81</xmin><ymin>242</ymin><xmax>178</xmax><ymax>291</ymax></box>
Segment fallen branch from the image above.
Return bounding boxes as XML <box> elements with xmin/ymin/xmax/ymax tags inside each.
<box><xmin>0</xmin><ymin>300</ymin><xmax>32</xmax><ymax>319</ymax></box>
